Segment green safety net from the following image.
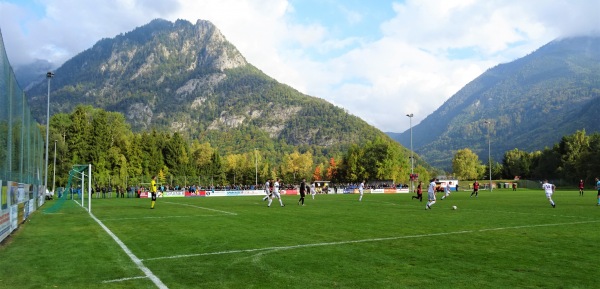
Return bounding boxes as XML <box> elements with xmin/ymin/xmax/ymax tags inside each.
<box><xmin>44</xmin><ymin>165</ymin><xmax>88</xmax><ymax>213</ymax></box>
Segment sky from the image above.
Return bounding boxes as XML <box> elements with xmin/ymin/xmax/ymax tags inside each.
<box><xmin>1</xmin><ymin>0</ymin><xmax>599</xmax><ymax>133</ymax></box>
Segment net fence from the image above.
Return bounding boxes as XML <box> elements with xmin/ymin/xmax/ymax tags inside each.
<box><xmin>0</xmin><ymin>28</ymin><xmax>45</xmax><ymax>186</ymax></box>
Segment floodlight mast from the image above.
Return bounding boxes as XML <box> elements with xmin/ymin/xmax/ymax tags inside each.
<box><xmin>484</xmin><ymin>120</ymin><xmax>492</xmax><ymax>192</ymax></box>
<box><xmin>44</xmin><ymin>72</ymin><xmax>54</xmax><ymax>194</ymax></box>
<box><xmin>406</xmin><ymin>113</ymin><xmax>414</xmax><ymax>192</ymax></box>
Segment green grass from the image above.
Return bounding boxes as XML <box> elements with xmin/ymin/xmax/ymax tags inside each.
<box><xmin>1</xmin><ymin>189</ymin><xmax>599</xmax><ymax>289</ymax></box>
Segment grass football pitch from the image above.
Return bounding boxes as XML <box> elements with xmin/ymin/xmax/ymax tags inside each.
<box><xmin>1</xmin><ymin>189</ymin><xmax>599</xmax><ymax>289</ymax></box>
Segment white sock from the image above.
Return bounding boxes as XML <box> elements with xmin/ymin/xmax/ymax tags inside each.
<box><xmin>429</xmin><ymin>201</ymin><xmax>436</xmax><ymax>207</ymax></box>
<box><xmin>268</xmin><ymin>198</ymin><xmax>273</xmax><ymax>206</ymax></box>
<box><xmin>279</xmin><ymin>198</ymin><xmax>284</xmax><ymax>206</ymax></box>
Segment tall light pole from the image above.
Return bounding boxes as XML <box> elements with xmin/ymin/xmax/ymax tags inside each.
<box><xmin>254</xmin><ymin>148</ymin><xmax>258</xmax><ymax>187</ymax></box>
<box><xmin>484</xmin><ymin>120</ymin><xmax>492</xmax><ymax>191</ymax></box>
<box><xmin>45</xmin><ymin>72</ymin><xmax>54</xmax><ymax>192</ymax></box>
<box><xmin>406</xmin><ymin>114</ymin><xmax>414</xmax><ymax>191</ymax></box>
<box><xmin>52</xmin><ymin>140</ymin><xmax>57</xmax><ymax>194</ymax></box>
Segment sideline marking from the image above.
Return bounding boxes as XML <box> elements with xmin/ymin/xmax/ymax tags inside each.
<box><xmin>163</xmin><ymin>201</ymin><xmax>237</xmax><ymax>215</ymax></box>
<box><xmin>103</xmin><ymin>276</ymin><xmax>149</xmax><ymax>283</ymax></box>
<box><xmin>464</xmin><ymin>208</ymin><xmax>585</xmax><ymax>219</ymax></box>
<box><xmin>101</xmin><ymin>215</ymin><xmax>223</xmax><ymax>221</ymax></box>
<box><xmin>143</xmin><ymin>220</ymin><xmax>600</xmax><ymax>262</ymax></box>
<box><xmin>86</xmin><ymin>212</ymin><xmax>168</xmax><ymax>289</ymax></box>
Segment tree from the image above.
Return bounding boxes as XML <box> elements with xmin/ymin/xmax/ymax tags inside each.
<box><xmin>340</xmin><ymin>144</ymin><xmax>364</xmax><ymax>183</ymax></box>
<box><xmin>581</xmin><ymin>133</ymin><xmax>600</xmax><ymax>182</ymax></box>
<box><xmin>452</xmin><ymin>148</ymin><xmax>484</xmax><ymax>180</ymax></box>
<box><xmin>530</xmin><ymin>148</ymin><xmax>559</xmax><ymax>180</ymax></box>
<box><xmin>361</xmin><ymin>137</ymin><xmax>404</xmax><ymax>182</ymax></box>
<box><xmin>163</xmin><ymin>132</ymin><xmax>190</xmax><ymax>177</ymax></box>
<box><xmin>210</xmin><ymin>151</ymin><xmax>225</xmax><ymax>186</ymax></box>
<box><xmin>224</xmin><ymin>154</ymin><xmax>242</xmax><ymax>185</ymax></box>
<box><xmin>558</xmin><ymin>130</ymin><xmax>589</xmax><ymax>182</ymax></box>
<box><xmin>325</xmin><ymin>157</ymin><xmax>338</xmax><ymax>181</ymax></box>
<box><xmin>313</xmin><ymin>165</ymin><xmax>322</xmax><ymax>181</ymax></box>
<box><xmin>283</xmin><ymin>150</ymin><xmax>313</xmax><ymax>182</ymax></box>
<box><xmin>502</xmin><ymin>148</ymin><xmax>532</xmax><ymax>178</ymax></box>
<box><xmin>190</xmin><ymin>141</ymin><xmax>214</xmax><ymax>177</ymax></box>
<box><xmin>67</xmin><ymin>105</ymin><xmax>94</xmax><ymax>165</ymax></box>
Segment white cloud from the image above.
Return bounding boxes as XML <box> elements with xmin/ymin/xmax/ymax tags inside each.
<box><xmin>1</xmin><ymin>0</ymin><xmax>598</xmax><ymax>133</ymax></box>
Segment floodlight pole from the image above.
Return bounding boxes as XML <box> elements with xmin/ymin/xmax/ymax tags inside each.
<box><xmin>44</xmin><ymin>72</ymin><xmax>54</xmax><ymax>193</ymax></box>
<box><xmin>88</xmin><ymin>164</ymin><xmax>92</xmax><ymax>212</ymax></box>
<box><xmin>80</xmin><ymin>170</ymin><xmax>85</xmax><ymax>206</ymax></box>
<box><xmin>406</xmin><ymin>114</ymin><xmax>414</xmax><ymax>192</ymax></box>
<box><xmin>52</xmin><ymin>140</ymin><xmax>57</xmax><ymax>194</ymax></box>
<box><xmin>485</xmin><ymin>120</ymin><xmax>492</xmax><ymax>191</ymax></box>
<box><xmin>254</xmin><ymin>148</ymin><xmax>258</xmax><ymax>187</ymax></box>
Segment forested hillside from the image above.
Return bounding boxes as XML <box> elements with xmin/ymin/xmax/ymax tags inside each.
<box><xmin>389</xmin><ymin>36</ymin><xmax>600</xmax><ymax>170</ymax></box>
<box><xmin>47</xmin><ymin>106</ymin><xmax>433</xmax><ymax>189</ymax></box>
<box><xmin>16</xmin><ymin>18</ymin><xmax>434</xmax><ymax>186</ymax></box>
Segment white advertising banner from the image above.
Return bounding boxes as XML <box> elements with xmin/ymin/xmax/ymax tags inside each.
<box><xmin>10</xmin><ymin>204</ymin><xmax>18</xmax><ymax>231</ymax></box>
<box><xmin>161</xmin><ymin>191</ymin><xmax>185</xmax><ymax>198</ymax></box>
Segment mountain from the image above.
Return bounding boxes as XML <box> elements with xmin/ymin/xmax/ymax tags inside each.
<box><xmin>24</xmin><ymin>18</ymin><xmax>409</xmax><ymax>163</ymax></box>
<box><xmin>14</xmin><ymin>59</ymin><xmax>55</xmax><ymax>90</ymax></box>
<box><xmin>388</xmin><ymin>36</ymin><xmax>600</xmax><ymax>170</ymax></box>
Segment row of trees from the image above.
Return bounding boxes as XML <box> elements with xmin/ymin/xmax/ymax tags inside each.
<box><xmin>452</xmin><ymin>130</ymin><xmax>600</xmax><ymax>184</ymax></box>
<box><xmin>48</xmin><ymin>106</ymin><xmax>599</xmax><ymax>191</ymax></box>
<box><xmin>47</xmin><ymin>105</ymin><xmax>421</xmax><ymax>190</ymax></box>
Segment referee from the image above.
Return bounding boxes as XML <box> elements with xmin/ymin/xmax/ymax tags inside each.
<box><xmin>299</xmin><ymin>178</ymin><xmax>306</xmax><ymax>206</ymax></box>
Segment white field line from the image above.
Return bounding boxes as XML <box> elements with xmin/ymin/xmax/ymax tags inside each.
<box><xmin>101</xmin><ymin>215</ymin><xmax>223</xmax><ymax>221</ymax></box>
<box><xmin>102</xmin><ymin>275</ymin><xmax>149</xmax><ymax>283</ymax></box>
<box><xmin>142</xmin><ymin>219</ymin><xmax>600</xmax><ymax>262</ymax></box>
<box><xmin>163</xmin><ymin>201</ymin><xmax>237</xmax><ymax>215</ymax></box>
<box><xmin>84</xmin><ymin>210</ymin><xmax>168</xmax><ymax>289</ymax></box>
<box><xmin>464</xmin><ymin>209</ymin><xmax>586</xmax><ymax>219</ymax></box>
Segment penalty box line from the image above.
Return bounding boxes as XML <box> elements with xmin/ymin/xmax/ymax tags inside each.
<box><xmin>81</xmin><ymin>207</ymin><xmax>168</xmax><ymax>289</ymax></box>
<box><xmin>101</xmin><ymin>214</ymin><xmax>226</xmax><ymax>221</ymax></box>
<box><xmin>142</xmin><ymin>219</ymin><xmax>600</xmax><ymax>262</ymax></box>
<box><xmin>163</xmin><ymin>201</ymin><xmax>238</xmax><ymax>215</ymax></box>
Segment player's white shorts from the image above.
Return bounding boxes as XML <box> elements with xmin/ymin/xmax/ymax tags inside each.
<box><xmin>428</xmin><ymin>191</ymin><xmax>436</xmax><ymax>200</ymax></box>
<box><xmin>272</xmin><ymin>191</ymin><xmax>281</xmax><ymax>199</ymax></box>
<box><xmin>545</xmin><ymin>192</ymin><xmax>553</xmax><ymax>199</ymax></box>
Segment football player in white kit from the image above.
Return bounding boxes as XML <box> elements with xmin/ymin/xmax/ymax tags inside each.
<box><xmin>262</xmin><ymin>179</ymin><xmax>271</xmax><ymax>201</ymax></box>
<box><xmin>310</xmin><ymin>183</ymin><xmax>317</xmax><ymax>199</ymax></box>
<box><xmin>542</xmin><ymin>179</ymin><xmax>556</xmax><ymax>208</ymax></box>
<box><xmin>441</xmin><ymin>181</ymin><xmax>452</xmax><ymax>200</ymax></box>
<box><xmin>358</xmin><ymin>180</ymin><xmax>365</xmax><ymax>201</ymax></box>
<box><xmin>426</xmin><ymin>178</ymin><xmax>437</xmax><ymax>210</ymax></box>
<box><xmin>268</xmin><ymin>178</ymin><xmax>285</xmax><ymax>207</ymax></box>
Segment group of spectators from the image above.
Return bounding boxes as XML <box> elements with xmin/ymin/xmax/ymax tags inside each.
<box><xmin>85</xmin><ymin>181</ymin><xmax>407</xmax><ymax>198</ymax></box>
<box><xmin>337</xmin><ymin>182</ymin><xmax>408</xmax><ymax>190</ymax></box>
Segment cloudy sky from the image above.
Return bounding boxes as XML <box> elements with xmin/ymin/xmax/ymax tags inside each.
<box><xmin>1</xmin><ymin>0</ymin><xmax>598</xmax><ymax>133</ymax></box>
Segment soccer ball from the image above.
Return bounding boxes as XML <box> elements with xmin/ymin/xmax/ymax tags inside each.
<box><xmin>452</xmin><ymin>205</ymin><xmax>457</xmax><ymax>210</ymax></box>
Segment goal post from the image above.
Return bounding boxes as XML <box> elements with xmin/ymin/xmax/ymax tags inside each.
<box><xmin>62</xmin><ymin>164</ymin><xmax>92</xmax><ymax>212</ymax></box>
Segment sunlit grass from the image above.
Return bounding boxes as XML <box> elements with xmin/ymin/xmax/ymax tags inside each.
<box><xmin>1</xmin><ymin>188</ymin><xmax>598</xmax><ymax>288</ymax></box>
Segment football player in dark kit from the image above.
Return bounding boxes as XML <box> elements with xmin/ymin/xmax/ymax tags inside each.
<box><xmin>299</xmin><ymin>178</ymin><xmax>307</xmax><ymax>206</ymax></box>
<box><xmin>412</xmin><ymin>181</ymin><xmax>423</xmax><ymax>202</ymax></box>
